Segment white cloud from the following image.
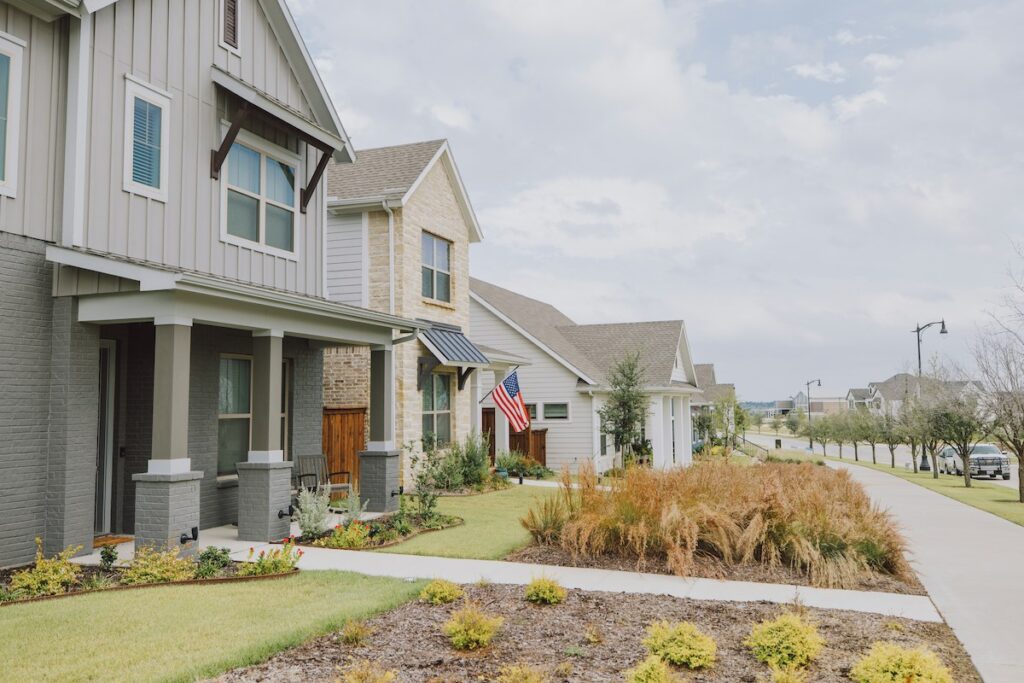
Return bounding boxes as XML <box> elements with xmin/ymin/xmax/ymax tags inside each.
<box><xmin>422</xmin><ymin>103</ymin><xmax>474</xmax><ymax>130</ymax></box>
<box><xmin>832</xmin><ymin>29</ymin><xmax>884</xmax><ymax>45</ymax></box>
<box><xmin>788</xmin><ymin>61</ymin><xmax>847</xmax><ymax>83</ymax></box>
<box><xmin>863</xmin><ymin>53</ymin><xmax>903</xmax><ymax>71</ymax></box>
<box><xmin>832</xmin><ymin>89</ymin><xmax>887</xmax><ymax>120</ymax></box>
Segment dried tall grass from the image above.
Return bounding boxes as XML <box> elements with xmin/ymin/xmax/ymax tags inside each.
<box><xmin>523</xmin><ymin>461</ymin><xmax>910</xmax><ymax>589</ymax></box>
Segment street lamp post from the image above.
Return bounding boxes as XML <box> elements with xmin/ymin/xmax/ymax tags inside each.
<box><xmin>805</xmin><ymin>378</ymin><xmax>821</xmax><ymax>450</ymax></box>
<box><xmin>912</xmin><ymin>318</ymin><xmax>948</xmax><ymax>471</ymax></box>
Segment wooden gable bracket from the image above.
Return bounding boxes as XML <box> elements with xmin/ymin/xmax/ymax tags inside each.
<box><xmin>417</xmin><ymin>356</ymin><xmax>441</xmax><ymax>392</ymax></box>
<box><xmin>210</xmin><ymin>102</ymin><xmax>251</xmax><ymax>180</ymax></box>
<box><xmin>457</xmin><ymin>367</ymin><xmax>476</xmax><ymax>391</ymax></box>
<box><xmin>300</xmin><ymin>143</ymin><xmax>334</xmax><ymax>215</ymax></box>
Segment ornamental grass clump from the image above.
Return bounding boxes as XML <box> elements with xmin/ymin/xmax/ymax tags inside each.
<box><xmin>849</xmin><ymin>642</ymin><xmax>952</xmax><ymax>683</ymax></box>
<box><xmin>337</xmin><ymin>659</ymin><xmax>397</xmax><ymax>683</ymax></box>
<box><xmin>744</xmin><ymin>612</ymin><xmax>824</xmax><ymax>671</ymax></box>
<box><xmin>340</xmin><ymin>619</ymin><xmax>373</xmax><ymax>646</ymax></box>
<box><xmin>419</xmin><ymin>578</ymin><xmax>464</xmax><ymax>605</ymax></box>
<box><xmin>8</xmin><ymin>539</ymin><xmax>82</xmax><ymax>596</ymax></box>
<box><xmin>120</xmin><ymin>545</ymin><xmax>195</xmax><ymax>585</ymax></box>
<box><xmin>642</xmin><ymin>620</ymin><xmax>717</xmax><ymax>669</ymax></box>
<box><xmin>496</xmin><ymin>663</ymin><xmax>550</xmax><ymax>683</ymax></box>
<box><xmin>530</xmin><ymin>460</ymin><xmax>909</xmax><ymax>588</ymax></box>
<box><xmin>442</xmin><ymin>603</ymin><xmax>503</xmax><ymax>650</ymax></box>
<box><xmin>625</xmin><ymin>655</ymin><xmax>684</xmax><ymax>683</ymax></box>
<box><xmin>524</xmin><ymin>577</ymin><xmax>567</xmax><ymax>605</ymax></box>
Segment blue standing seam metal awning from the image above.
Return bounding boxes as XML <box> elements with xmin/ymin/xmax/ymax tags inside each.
<box><xmin>417</xmin><ymin>324</ymin><xmax>491</xmax><ymax>391</ymax></box>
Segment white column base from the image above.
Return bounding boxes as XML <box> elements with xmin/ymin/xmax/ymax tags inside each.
<box><xmin>247</xmin><ymin>450</ymin><xmax>284</xmax><ymax>464</ymax></box>
<box><xmin>147</xmin><ymin>457</ymin><xmax>192</xmax><ymax>475</ymax></box>
<box><xmin>366</xmin><ymin>440</ymin><xmax>396</xmax><ymax>452</ymax></box>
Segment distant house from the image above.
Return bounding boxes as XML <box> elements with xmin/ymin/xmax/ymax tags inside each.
<box><xmin>866</xmin><ymin>373</ymin><xmax>982</xmax><ymax>417</ymax></box>
<box><xmin>691</xmin><ymin>364</ymin><xmax>736</xmax><ymax>409</ymax></box>
<box><xmin>847</xmin><ymin>388</ymin><xmax>873</xmax><ymax>411</ymax></box>
<box><xmin>792</xmin><ymin>389</ymin><xmax>847</xmax><ymax>417</ymax></box>
<box><xmin>469</xmin><ymin>279</ymin><xmax>700</xmax><ymax>473</ymax></box>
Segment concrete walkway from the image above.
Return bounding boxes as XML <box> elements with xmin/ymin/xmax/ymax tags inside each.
<box><xmin>829</xmin><ymin>459</ymin><xmax>1024</xmax><ymax>683</ymax></box>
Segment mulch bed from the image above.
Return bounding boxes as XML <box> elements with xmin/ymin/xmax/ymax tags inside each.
<box><xmin>216</xmin><ymin>583</ymin><xmax>980</xmax><ymax>682</ymax></box>
<box><xmin>505</xmin><ymin>544</ymin><xmax>926</xmax><ymax>595</ymax></box>
<box><xmin>293</xmin><ymin>515</ymin><xmax>464</xmax><ymax>551</ymax></box>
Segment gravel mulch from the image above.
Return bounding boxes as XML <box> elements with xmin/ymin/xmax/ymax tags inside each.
<box><xmin>216</xmin><ymin>584</ymin><xmax>978</xmax><ymax>682</ymax></box>
<box><xmin>505</xmin><ymin>544</ymin><xmax>925</xmax><ymax>595</ymax></box>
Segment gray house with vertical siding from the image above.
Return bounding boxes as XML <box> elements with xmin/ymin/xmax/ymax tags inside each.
<box><xmin>0</xmin><ymin>0</ymin><xmax>415</xmax><ymax>568</ymax></box>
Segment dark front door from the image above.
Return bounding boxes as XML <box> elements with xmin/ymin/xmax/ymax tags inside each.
<box><xmin>94</xmin><ymin>342</ymin><xmax>116</xmax><ymax>535</ymax></box>
<box><xmin>322</xmin><ymin>408</ymin><xmax>366</xmax><ymax>487</ymax></box>
<box><xmin>482</xmin><ymin>408</ymin><xmax>496</xmax><ymax>463</ymax></box>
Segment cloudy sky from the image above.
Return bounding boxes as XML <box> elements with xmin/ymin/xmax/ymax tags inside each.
<box><xmin>290</xmin><ymin>0</ymin><xmax>1024</xmax><ymax>400</ymax></box>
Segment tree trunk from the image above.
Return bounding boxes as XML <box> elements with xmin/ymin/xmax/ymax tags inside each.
<box><xmin>838</xmin><ymin>443</ymin><xmax>844</xmax><ymax>458</ymax></box>
<box><xmin>963</xmin><ymin>455</ymin><xmax>972</xmax><ymax>488</ymax></box>
<box><xmin>1019</xmin><ymin>459</ymin><xmax>1024</xmax><ymax>504</ymax></box>
<box><xmin>931</xmin><ymin>452</ymin><xmax>939</xmax><ymax>479</ymax></box>
<box><xmin>888</xmin><ymin>445</ymin><xmax>896</xmax><ymax>468</ymax></box>
<box><xmin>853</xmin><ymin>443</ymin><xmax>859</xmax><ymax>462</ymax></box>
<box><xmin>871</xmin><ymin>443</ymin><xmax>877</xmax><ymax>465</ymax></box>
<box><xmin>910</xmin><ymin>441</ymin><xmax>918</xmax><ymax>473</ymax></box>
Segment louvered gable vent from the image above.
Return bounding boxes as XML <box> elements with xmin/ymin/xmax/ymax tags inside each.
<box><xmin>223</xmin><ymin>0</ymin><xmax>239</xmax><ymax>49</ymax></box>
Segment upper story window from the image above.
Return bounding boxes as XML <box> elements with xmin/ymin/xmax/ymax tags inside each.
<box><xmin>122</xmin><ymin>76</ymin><xmax>171</xmax><ymax>202</ymax></box>
<box><xmin>221</xmin><ymin>132</ymin><xmax>299</xmax><ymax>258</ymax></box>
<box><xmin>0</xmin><ymin>32</ymin><xmax>24</xmax><ymax>199</ymax></box>
<box><xmin>422</xmin><ymin>372</ymin><xmax>452</xmax><ymax>446</ymax></box>
<box><xmin>422</xmin><ymin>232</ymin><xmax>451</xmax><ymax>302</ymax></box>
<box><xmin>220</xmin><ymin>0</ymin><xmax>240</xmax><ymax>53</ymax></box>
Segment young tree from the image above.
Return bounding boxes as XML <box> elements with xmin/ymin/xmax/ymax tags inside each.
<box><xmin>786</xmin><ymin>409</ymin><xmax>806</xmax><ymax>437</ymax></box>
<box><xmin>598</xmin><ymin>352</ymin><xmax>648</xmax><ymax>468</ymax></box>
<box><xmin>770</xmin><ymin>414</ymin><xmax>783</xmax><ymax>435</ymax></box>
<box><xmin>880</xmin><ymin>414</ymin><xmax>903</xmax><ymax>469</ymax></box>
<box><xmin>815</xmin><ymin>414</ymin><xmax>834</xmax><ymax>457</ymax></box>
<box><xmin>848</xmin><ymin>410</ymin><xmax>870</xmax><ymax>462</ymax></box>
<box><xmin>831</xmin><ymin>412</ymin><xmax>849</xmax><ymax>459</ymax></box>
<box><xmin>864</xmin><ymin>413</ymin><xmax>883</xmax><ymax>464</ymax></box>
<box><xmin>975</xmin><ymin>332</ymin><xmax>1024</xmax><ymax>502</ymax></box>
<box><xmin>931</xmin><ymin>393</ymin><xmax>992</xmax><ymax>488</ymax></box>
<box><xmin>750</xmin><ymin>411</ymin><xmax>764</xmax><ymax>430</ymax></box>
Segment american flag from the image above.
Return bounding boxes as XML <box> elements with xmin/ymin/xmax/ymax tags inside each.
<box><xmin>492</xmin><ymin>371</ymin><xmax>531</xmax><ymax>433</ymax></box>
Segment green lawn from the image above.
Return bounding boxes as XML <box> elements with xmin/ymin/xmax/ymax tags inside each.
<box><xmin>774</xmin><ymin>448</ymin><xmax>1024</xmax><ymax>527</ymax></box>
<box><xmin>0</xmin><ymin>571</ymin><xmax>423</xmax><ymax>683</ymax></box>
<box><xmin>378</xmin><ymin>485</ymin><xmax>555</xmax><ymax>560</ymax></box>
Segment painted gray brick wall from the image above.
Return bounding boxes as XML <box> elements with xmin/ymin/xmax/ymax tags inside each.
<box><xmin>290</xmin><ymin>339</ymin><xmax>323</xmax><ymax>458</ymax></box>
<box><xmin>132</xmin><ymin>472</ymin><xmax>202</xmax><ymax>555</ymax></box>
<box><xmin>237</xmin><ymin>462</ymin><xmax>293</xmax><ymax>541</ymax></box>
<box><xmin>0</xmin><ymin>234</ymin><xmax>54</xmax><ymax>567</ymax></box>
<box><xmin>359</xmin><ymin>450</ymin><xmax>401</xmax><ymax>513</ymax></box>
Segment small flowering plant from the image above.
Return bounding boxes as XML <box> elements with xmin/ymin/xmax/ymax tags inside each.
<box><xmin>238</xmin><ymin>540</ymin><xmax>303</xmax><ymax>576</ymax></box>
<box><xmin>314</xmin><ymin>520</ymin><xmax>372</xmax><ymax>549</ymax></box>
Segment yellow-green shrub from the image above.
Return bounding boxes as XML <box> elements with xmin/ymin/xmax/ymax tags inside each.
<box><xmin>642</xmin><ymin>620</ymin><xmax>717</xmax><ymax>669</ymax></box>
<box><xmin>340</xmin><ymin>619</ymin><xmax>372</xmax><ymax>646</ymax></box>
<box><xmin>442</xmin><ymin>603</ymin><xmax>503</xmax><ymax>650</ymax></box>
<box><xmin>744</xmin><ymin>613</ymin><xmax>824</xmax><ymax>670</ymax></box>
<box><xmin>419</xmin><ymin>578</ymin><xmax>464</xmax><ymax>605</ymax></box>
<box><xmin>524</xmin><ymin>577</ymin><xmax>567</xmax><ymax>605</ymax></box>
<box><xmin>8</xmin><ymin>539</ymin><xmax>82</xmax><ymax>596</ymax></box>
<box><xmin>337</xmin><ymin>659</ymin><xmax>397</xmax><ymax>683</ymax></box>
<box><xmin>496</xmin><ymin>663</ymin><xmax>549</xmax><ymax>683</ymax></box>
<box><xmin>849</xmin><ymin>642</ymin><xmax>952</xmax><ymax>683</ymax></box>
<box><xmin>625</xmin><ymin>655</ymin><xmax>683</xmax><ymax>683</ymax></box>
<box><xmin>769</xmin><ymin>666</ymin><xmax>808</xmax><ymax>683</ymax></box>
<box><xmin>120</xmin><ymin>545</ymin><xmax>195</xmax><ymax>585</ymax></box>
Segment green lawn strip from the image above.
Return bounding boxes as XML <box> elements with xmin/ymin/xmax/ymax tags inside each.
<box><xmin>0</xmin><ymin>571</ymin><xmax>423</xmax><ymax>683</ymax></box>
<box><xmin>774</xmin><ymin>448</ymin><xmax>1024</xmax><ymax>527</ymax></box>
<box><xmin>377</xmin><ymin>485</ymin><xmax>556</xmax><ymax>560</ymax></box>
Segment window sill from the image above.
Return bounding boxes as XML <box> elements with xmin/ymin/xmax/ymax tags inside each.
<box><xmin>422</xmin><ymin>297</ymin><xmax>456</xmax><ymax>311</ymax></box>
<box><xmin>220</xmin><ymin>233</ymin><xmax>299</xmax><ymax>262</ymax></box>
<box><xmin>216</xmin><ymin>474</ymin><xmax>239</xmax><ymax>489</ymax></box>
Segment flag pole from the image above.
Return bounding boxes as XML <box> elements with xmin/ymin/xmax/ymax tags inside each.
<box><xmin>478</xmin><ymin>365</ymin><xmax>520</xmax><ymax>405</ymax></box>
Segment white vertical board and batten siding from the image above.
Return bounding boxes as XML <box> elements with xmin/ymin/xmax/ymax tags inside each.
<box><xmin>470</xmin><ymin>298</ymin><xmax>597</xmax><ymax>472</ymax></box>
<box><xmin>324</xmin><ymin>212</ymin><xmax>366</xmax><ymax>306</ymax></box>
<box><xmin>0</xmin><ymin>5</ymin><xmax>67</xmax><ymax>242</ymax></box>
<box><xmin>83</xmin><ymin>0</ymin><xmax>324</xmax><ymax>297</ymax></box>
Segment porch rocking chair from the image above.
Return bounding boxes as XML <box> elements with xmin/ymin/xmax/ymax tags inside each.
<box><xmin>293</xmin><ymin>454</ymin><xmax>352</xmax><ymax>502</ymax></box>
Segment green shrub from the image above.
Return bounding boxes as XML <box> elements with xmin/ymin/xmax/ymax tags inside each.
<box><xmin>625</xmin><ymin>655</ymin><xmax>683</xmax><ymax>683</ymax></box>
<box><xmin>849</xmin><ymin>642</ymin><xmax>952</xmax><ymax>683</ymax></box>
<box><xmin>496</xmin><ymin>451</ymin><xmax>525</xmax><ymax>473</ymax></box>
<box><xmin>338</xmin><ymin>660</ymin><xmax>397</xmax><ymax>683</ymax></box>
<box><xmin>120</xmin><ymin>546</ymin><xmax>195</xmax><ymax>585</ymax></box>
<box><xmin>496</xmin><ymin>663</ymin><xmax>549</xmax><ymax>683</ymax></box>
<box><xmin>419</xmin><ymin>578</ymin><xmax>464</xmax><ymax>605</ymax></box>
<box><xmin>99</xmin><ymin>545</ymin><xmax>119</xmax><ymax>571</ymax></box>
<box><xmin>238</xmin><ymin>541</ymin><xmax>302</xmax><ymax>576</ymax></box>
<box><xmin>195</xmin><ymin>546</ymin><xmax>233</xmax><ymax>578</ymax></box>
<box><xmin>340</xmin><ymin>619</ymin><xmax>373</xmax><ymax>646</ymax></box>
<box><xmin>744</xmin><ymin>612</ymin><xmax>824</xmax><ymax>670</ymax></box>
<box><xmin>769</xmin><ymin>666</ymin><xmax>808</xmax><ymax>683</ymax></box>
<box><xmin>524</xmin><ymin>577</ymin><xmax>567</xmax><ymax>605</ymax></box>
<box><xmin>316</xmin><ymin>521</ymin><xmax>372</xmax><ymax>549</ymax></box>
<box><xmin>295</xmin><ymin>485</ymin><xmax>332</xmax><ymax>539</ymax></box>
<box><xmin>442</xmin><ymin>603</ymin><xmax>503</xmax><ymax>650</ymax></box>
<box><xmin>341</xmin><ymin>490</ymin><xmax>370</xmax><ymax>522</ymax></box>
<box><xmin>642</xmin><ymin>620</ymin><xmax>717</xmax><ymax>669</ymax></box>
<box><xmin>9</xmin><ymin>539</ymin><xmax>82</xmax><ymax>596</ymax></box>
<box><xmin>454</xmin><ymin>432</ymin><xmax>491</xmax><ymax>487</ymax></box>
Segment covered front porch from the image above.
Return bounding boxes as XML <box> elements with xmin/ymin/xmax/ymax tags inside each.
<box><xmin>48</xmin><ymin>247</ymin><xmax>418</xmax><ymax>555</ymax></box>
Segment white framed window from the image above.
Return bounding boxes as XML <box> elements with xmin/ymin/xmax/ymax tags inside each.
<box><xmin>421</xmin><ymin>232</ymin><xmax>452</xmax><ymax>302</ymax></box>
<box><xmin>422</xmin><ymin>372</ymin><xmax>452</xmax><ymax>446</ymax></box>
<box><xmin>219</xmin><ymin>0</ymin><xmax>241</xmax><ymax>55</ymax></box>
<box><xmin>542</xmin><ymin>402</ymin><xmax>570</xmax><ymax>421</ymax></box>
<box><xmin>219</xmin><ymin>129</ymin><xmax>301</xmax><ymax>259</ymax></box>
<box><xmin>218</xmin><ymin>354</ymin><xmax>252</xmax><ymax>476</ymax></box>
<box><xmin>122</xmin><ymin>75</ymin><xmax>170</xmax><ymax>202</ymax></box>
<box><xmin>0</xmin><ymin>31</ymin><xmax>24</xmax><ymax>199</ymax></box>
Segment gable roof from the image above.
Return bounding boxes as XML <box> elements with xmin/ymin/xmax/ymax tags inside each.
<box><xmin>327</xmin><ymin>139</ymin><xmax>482</xmax><ymax>241</ymax></box>
<box><xmin>692</xmin><ymin>363</ymin><xmax>736</xmax><ymax>405</ymax></box>
<box><xmin>869</xmin><ymin>373</ymin><xmax>920</xmax><ymax>401</ymax></box>
<box><xmin>470</xmin><ymin>278</ymin><xmax>697</xmax><ymax>391</ymax></box>
<box><xmin>695</xmin><ymin>364</ymin><xmax>716</xmax><ymax>389</ymax></box>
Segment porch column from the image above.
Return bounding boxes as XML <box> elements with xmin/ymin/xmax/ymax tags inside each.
<box><xmin>359</xmin><ymin>346</ymin><xmax>400</xmax><ymax>513</ymax></box>
<box><xmin>132</xmin><ymin>320</ymin><xmax>202</xmax><ymax>556</ymax></box>
<box><xmin>672</xmin><ymin>397</ymin><xmax>686</xmax><ymax>467</ymax></box>
<box><xmin>237</xmin><ymin>330</ymin><xmax>292</xmax><ymax>542</ymax></box>
<box><xmin>680</xmin><ymin>397</ymin><xmax>694</xmax><ymax>466</ymax></box>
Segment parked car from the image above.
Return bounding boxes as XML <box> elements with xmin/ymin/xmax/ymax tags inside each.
<box><xmin>938</xmin><ymin>444</ymin><xmax>1011</xmax><ymax>479</ymax></box>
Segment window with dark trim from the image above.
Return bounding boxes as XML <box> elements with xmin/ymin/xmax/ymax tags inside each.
<box><xmin>222</xmin><ymin>0</ymin><xmax>239</xmax><ymax>50</ymax></box>
<box><xmin>543</xmin><ymin>403</ymin><xmax>569</xmax><ymax>420</ymax></box>
<box><xmin>525</xmin><ymin>403</ymin><xmax>537</xmax><ymax>420</ymax></box>
<box><xmin>421</xmin><ymin>232</ymin><xmax>451</xmax><ymax>302</ymax></box>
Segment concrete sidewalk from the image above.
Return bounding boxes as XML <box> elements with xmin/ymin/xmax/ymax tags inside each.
<box><xmin>830</xmin><ymin>460</ymin><xmax>1024</xmax><ymax>683</ymax></box>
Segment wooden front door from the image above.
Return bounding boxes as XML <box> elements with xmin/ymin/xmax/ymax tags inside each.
<box><xmin>322</xmin><ymin>408</ymin><xmax>366</xmax><ymax>487</ymax></box>
<box><xmin>482</xmin><ymin>408</ymin><xmax>496</xmax><ymax>463</ymax></box>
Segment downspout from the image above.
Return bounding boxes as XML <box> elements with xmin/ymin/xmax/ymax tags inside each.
<box><xmin>383</xmin><ymin>200</ymin><xmax>395</xmax><ymax>316</ymax></box>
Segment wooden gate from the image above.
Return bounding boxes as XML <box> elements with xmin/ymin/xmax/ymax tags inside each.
<box><xmin>510</xmin><ymin>427</ymin><xmax>547</xmax><ymax>466</ymax></box>
<box><xmin>482</xmin><ymin>408</ymin><xmax>496</xmax><ymax>463</ymax></box>
<box><xmin>322</xmin><ymin>408</ymin><xmax>366</xmax><ymax>487</ymax></box>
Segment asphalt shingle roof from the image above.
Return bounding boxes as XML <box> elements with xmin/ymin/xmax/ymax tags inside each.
<box><xmin>327</xmin><ymin>140</ymin><xmax>446</xmax><ymax>201</ymax></box>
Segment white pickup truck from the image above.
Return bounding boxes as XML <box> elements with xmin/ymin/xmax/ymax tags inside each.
<box><xmin>937</xmin><ymin>443</ymin><xmax>1011</xmax><ymax>480</ymax></box>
